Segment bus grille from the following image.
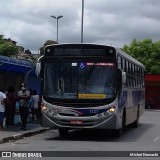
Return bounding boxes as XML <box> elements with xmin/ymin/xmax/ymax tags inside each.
<box><xmin>55</xmin><ymin>119</ymin><xmax>102</xmax><ymax>127</ymax></box>
<box><xmin>58</xmin><ymin>113</ymin><xmax>97</xmax><ymax>117</ymax></box>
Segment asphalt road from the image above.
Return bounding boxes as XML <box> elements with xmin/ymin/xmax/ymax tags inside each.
<box><xmin>0</xmin><ymin>110</ymin><xmax>160</xmax><ymax>160</ymax></box>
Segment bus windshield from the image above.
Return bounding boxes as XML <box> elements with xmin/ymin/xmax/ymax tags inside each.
<box><xmin>44</xmin><ymin>61</ymin><xmax>116</xmax><ymax>100</ymax></box>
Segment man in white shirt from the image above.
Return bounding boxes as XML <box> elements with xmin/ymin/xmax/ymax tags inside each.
<box><xmin>17</xmin><ymin>83</ymin><xmax>30</xmax><ymax>131</ymax></box>
<box><xmin>0</xmin><ymin>89</ymin><xmax>6</xmax><ymax>130</ymax></box>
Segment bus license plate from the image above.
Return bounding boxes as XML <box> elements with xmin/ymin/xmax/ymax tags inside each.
<box><xmin>70</xmin><ymin>120</ymin><xmax>83</xmax><ymax>125</ymax></box>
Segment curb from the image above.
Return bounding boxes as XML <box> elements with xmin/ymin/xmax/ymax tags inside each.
<box><xmin>0</xmin><ymin>127</ymin><xmax>51</xmax><ymax>144</ymax></box>
<box><xmin>145</xmin><ymin>109</ymin><xmax>160</xmax><ymax>112</ymax></box>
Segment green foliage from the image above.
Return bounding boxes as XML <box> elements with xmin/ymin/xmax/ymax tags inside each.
<box><xmin>39</xmin><ymin>40</ymin><xmax>57</xmax><ymax>55</ymax></box>
<box><xmin>25</xmin><ymin>49</ymin><xmax>31</xmax><ymax>54</ymax></box>
<box><xmin>122</xmin><ymin>38</ymin><xmax>160</xmax><ymax>74</ymax></box>
<box><xmin>44</xmin><ymin>40</ymin><xmax>57</xmax><ymax>47</ymax></box>
<box><xmin>0</xmin><ymin>35</ymin><xmax>18</xmax><ymax>57</ymax></box>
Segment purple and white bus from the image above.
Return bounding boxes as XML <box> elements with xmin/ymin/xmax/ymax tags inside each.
<box><xmin>36</xmin><ymin>43</ymin><xmax>145</xmax><ymax>137</ymax></box>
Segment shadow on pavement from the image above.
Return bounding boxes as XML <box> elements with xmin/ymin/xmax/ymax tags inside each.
<box><xmin>46</xmin><ymin>122</ymin><xmax>153</xmax><ymax>142</ymax></box>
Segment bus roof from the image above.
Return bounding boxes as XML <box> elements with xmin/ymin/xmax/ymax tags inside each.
<box><xmin>45</xmin><ymin>43</ymin><xmax>144</xmax><ymax>68</ymax></box>
<box><xmin>45</xmin><ymin>43</ymin><xmax>114</xmax><ymax>49</ymax></box>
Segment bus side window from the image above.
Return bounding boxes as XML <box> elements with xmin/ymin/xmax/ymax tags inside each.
<box><xmin>126</xmin><ymin>60</ymin><xmax>129</xmax><ymax>87</ymax></box>
<box><xmin>123</xmin><ymin>59</ymin><xmax>127</xmax><ymax>87</ymax></box>
<box><xmin>128</xmin><ymin>62</ymin><xmax>131</xmax><ymax>88</ymax></box>
<box><xmin>118</xmin><ymin>56</ymin><xmax>122</xmax><ymax>69</ymax></box>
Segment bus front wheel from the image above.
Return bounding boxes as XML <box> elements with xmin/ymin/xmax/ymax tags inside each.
<box><xmin>115</xmin><ymin>109</ymin><xmax>125</xmax><ymax>137</ymax></box>
<box><xmin>115</xmin><ymin>128</ymin><xmax>122</xmax><ymax>137</ymax></box>
<box><xmin>132</xmin><ymin>108</ymin><xmax>139</xmax><ymax>128</ymax></box>
<box><xmin>59</xmin><ymin>128</ymin><xmax>69</xmax><ymax>137</ymax></box>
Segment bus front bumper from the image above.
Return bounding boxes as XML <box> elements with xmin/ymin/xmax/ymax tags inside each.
<box><xmin>41</xmin><ymin>112</ymin><xmax>117</xmax><ymax>130</ymax></box>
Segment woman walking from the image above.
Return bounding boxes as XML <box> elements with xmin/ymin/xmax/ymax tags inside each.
<box><xmin>5</xmin><ymin>86</ymin><xmax>17</xmax><ymax>126</ymax></box>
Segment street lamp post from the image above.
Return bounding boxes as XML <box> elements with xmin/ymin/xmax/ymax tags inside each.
<box><xmin>81</xmin><ymin>0</ymin><xmax>84</xmax><ymax>43</ymax></box>
<box><xmin>50</xmin><ymin>15</ymin><xmax>63</xmax><ymax>43</ymax></box>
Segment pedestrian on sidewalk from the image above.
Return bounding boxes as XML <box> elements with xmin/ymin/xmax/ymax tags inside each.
<box><xmin>5</xmin><ymin>86</ymin><xmax>17</xmax><ymax>126</ymax></box>
<box><xmin>17</xmin><ymin>83</ymin><xmax>30</xmax><ymax>131</ymax></box>
<box><xmin>0</xmin><ymin>89</ymin><xmax>6</xmax><ymax>130</ymax></box>
<box><xmin>30</xmin><ymin>90</ymin><xmax>40</xmax><ymax>122</ymax></box>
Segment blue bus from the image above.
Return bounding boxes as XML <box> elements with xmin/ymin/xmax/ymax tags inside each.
<box><xmin>36</xmin><ymin>43</ymin><xmax>145</xmax><ymax>137</ymax></box>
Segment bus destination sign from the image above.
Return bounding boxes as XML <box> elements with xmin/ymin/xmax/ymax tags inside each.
<box><xmin>45</xmin><ymin>46</ymin><xmax>115</xmax><ymax>57</ymax></box>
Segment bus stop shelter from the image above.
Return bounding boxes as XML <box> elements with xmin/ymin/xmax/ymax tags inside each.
<box><xmin>0</xmin><ymin>55</ymin><xmax>40</xmax><ymax>93</ymax></box>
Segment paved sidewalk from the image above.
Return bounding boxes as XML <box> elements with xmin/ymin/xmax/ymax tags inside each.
<box><xmin>145</xmin><ymin>109</ymin><xmax>160</xmax><ymax>112</ymax></box>
<box><xmin>0</xmin><ymin>123</ymin><xmax>51</xmax><ymax>144</ymax></box>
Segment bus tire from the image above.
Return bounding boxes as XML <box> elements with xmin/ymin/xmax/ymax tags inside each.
<box><xmin>122</xmin><ymin>109</ymin><xmax>126</xmax><ymax>128</ymax></box>
<box><xmin>115</xmin><ymin>128</ymin><xmax>122</xmax><ymax>137</ymax></box>
<box><xmin>59</xmin><ymin>128</ymin><xmax>69</xmax><ymax>137</ymax></box>
<box><xmin>132</xmin><ymin>107</ymin><xmax>139</xmax><ymax>128</ymax></box>
<box><xmin>115</xmin><ymin>110</ymin><xmax>125</xmax><ymax>137</ymax></box>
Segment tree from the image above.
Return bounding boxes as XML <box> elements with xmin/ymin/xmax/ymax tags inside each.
<box><xmin>44</xmin><ymin>40</ymin><xmax>57</xmax><ymax>47</ymax></box>
<box><xmin>25</xmin><ymin>49</ymin><xmax>31</xmax><ymax>54</ymax></box>
<box><xmin>0</xmin><ymin>35</ymin><xmax>18</xmax><ymax>57</ymax></box>
<box><xmin>122</xmin><ymin>38</ymin><xmax>160</xmax><ymax>74</ymax></box>
<box><xmin>39</xmin><ymin>40</ymin><xmax>57</xmax><ymax>55</ymax></box>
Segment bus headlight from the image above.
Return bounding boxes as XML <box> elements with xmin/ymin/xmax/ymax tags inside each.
<box><xmin>108</xmin><ymin>106</ymin><xmax>116</xmax><ymax>113</ymax></box>
<box><xmin>41</xmin><ymin>103</ymin><xmax>48</xmax><ymax>111</ymax></box>
<box><xmin>104</xmin><ymin>106</ymin><xmax>116</xmax><ymax>117</ymax></box>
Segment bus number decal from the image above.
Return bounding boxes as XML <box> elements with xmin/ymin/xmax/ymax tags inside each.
<box><xmin>89</xmin><ymin>109</ymin><xmax>99</xmax><ymax>114</ymax></box>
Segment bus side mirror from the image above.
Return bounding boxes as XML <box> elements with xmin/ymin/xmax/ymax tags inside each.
<box><xmin>36</xmin><ymin>62</ymin><xmax>41</xmax><ymax>77</ymax></box>
<box><xmin>122</xmin><ymin>71</ymin><xmax>126</xmax><ymax>84</ymax></box>
<box><xmin>118</xmin><ymin>69</ymin><xmax>126</xmax><ymax>91</ymax></box>
<box><xmin>36</xmin><ymin>56</ymin><xmax>44</xmax><ymax>78</ymax></box>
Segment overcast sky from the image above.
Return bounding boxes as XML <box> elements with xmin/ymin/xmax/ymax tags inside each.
<box><xmin>0</xmin><ymin>0</ymin><xmax>160</xmax><ymax>53</ymax></box>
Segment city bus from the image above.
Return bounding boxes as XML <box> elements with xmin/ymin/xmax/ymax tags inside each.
<box><xmin>36</xmin><ymin>43</ymin><xmax>145</xmax><ymax>137</ymax></box>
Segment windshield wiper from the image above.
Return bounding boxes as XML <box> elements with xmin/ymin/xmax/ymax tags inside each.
<box><xmin>57</xmin><ymin>78</ymin><xmax>64</xmax><ymax>95</ymax></box>
<box><xmin>84</xmin><ymin>64</ymin><xmax>96</xmax><ymax>85</ymax></box>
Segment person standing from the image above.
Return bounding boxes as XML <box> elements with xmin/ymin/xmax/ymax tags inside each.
<box><xmin>0</xmin><ymin>89</ymin><xmax>6</xmax><ymax>130</ymax></box>
<box><xmin>17</xmin><ymin>83</ymin><xmax>30</xmax><ymax>131</ymax></box>
<box><xmin>30</xmin><ymin>90</ymin><xmax>40</xmax><ymax>122</ymax></box>
<box><xmin>5</xmin><ymin>86</ymin><xmax>17</xmax><ymax>126</ymax></box>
